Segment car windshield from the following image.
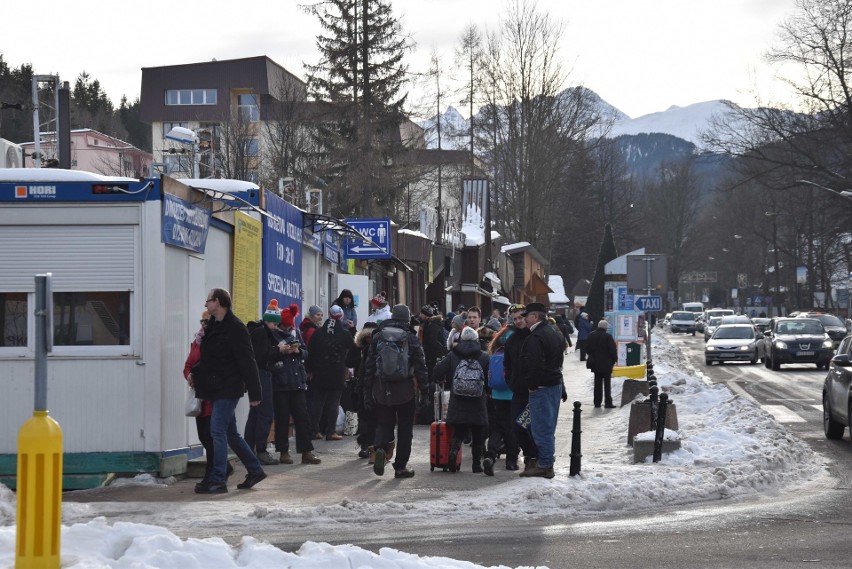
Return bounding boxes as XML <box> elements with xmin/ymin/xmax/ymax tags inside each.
<box><xmin>672</xmin><ymin>312</ymin><xmax>692</xmax><ymax>319</ymax></box>
<box><xmin>708</xmin><ymin>317</ymin><xmax>722</xmax><ymax>326</ymax></box>
<box><xmin>713</xmin><ymin>326</ymin><xmax>754</xmax><ymax>340</ymax></box>
<box><xmin>812</xmin><ymin>314</ymin><xmax>844</xmax><ymax>327</ymax></box>
<box><xmin>776</xmin><ymin>320</ymin><xmax>824</xmax><ymax>335</ymax></box>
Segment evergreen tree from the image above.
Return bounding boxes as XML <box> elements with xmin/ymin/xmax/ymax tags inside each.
<box><xmin>303</xmin><ymin>0</ymin><xmax>412</xmax><ymax>217</ymax></box>
<box><xmin>118</xmin><ymin>96</ymin><xmax>151</xmax><ymax>152</ymax></box>
<box><xmin>585</xmin><ymin>223</ymin><xmax>618</xmax><ymax>323</ymax></box>
<box><xmin>0</xmin><ymin>55</ymin><xmax>34</xmax><ymax>143</ymax></box>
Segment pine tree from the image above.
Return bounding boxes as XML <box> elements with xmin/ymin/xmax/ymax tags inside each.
<box><xmin>585</xmin><ymin>223</ymin><xmax>618</xmax><ymax>323</ymax></box>
<box><xmin>303</xmin><ymin>0</ymin><xmax>412</xmax><ymax>217</ymax></box>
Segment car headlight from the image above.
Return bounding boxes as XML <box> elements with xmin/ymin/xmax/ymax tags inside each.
<box><xmin>706</xmin><ymin>346</ymin><xmax>716</xmax><ymax>351</ymax></box>
<box><xmin>738</xmin><ymin>345</ymin><xmax>750</xmax><ymax>351</ymax></box>
<box><xmin>823</xmin><ymin>340</ymin><xmax>833</xmax><ymax>348</ymax></box>
<box><xmin>774</xmin><ymin>341</ymin><xmax>787</xmax><ymax>349</ymax></box>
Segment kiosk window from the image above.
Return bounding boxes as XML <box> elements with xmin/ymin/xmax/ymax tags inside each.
<box><xmin>1</xmin><ymin>293</ymin><xmax>27</xmax><ymax>347</ymax></box>
<box><xmin>53</xmin><ymin>292</ymin><xmax>130</xmax><ymax>346</ymax></box>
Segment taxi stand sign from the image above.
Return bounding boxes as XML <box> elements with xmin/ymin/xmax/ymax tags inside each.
<box><xmin>344</xmin><ymin>218</ymin><xmax>392</xmax><ymax>259</ymax></box>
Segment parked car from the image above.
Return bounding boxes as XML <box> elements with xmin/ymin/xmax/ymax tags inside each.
<box><xmin>669</xmin><ymin>311</ymin><xmax>697</xmax><ymax>335</ymax></box>
<box><xmin>796</xmin><ymin>312</ymin><xmax>848</xmax><ymax>349</ymax></box>
<box><xmin>704</xmin><ymin>316</ymin><xmax>723</xmax><ymax>342</ymax></box>
<box><xmin>763</xmin><ymin>317</ymin><xmax>834</xmax><ymax>370</ymax></box>
<box><xmin>823</xmin><ymin>334</ymin><xmax>852</xmax><ymax>440</ymax></box>
<box><xmin>751</xmin><ymin>317</ymin><xmax>771</xmax><ymax>335</ymax></box>
<box><xmin>705</xmin><ymin>323</ymin><xmax>764</xmax><ymax>365</ymax></box>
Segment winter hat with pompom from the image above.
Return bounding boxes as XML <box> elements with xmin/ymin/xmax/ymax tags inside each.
<box><xmin>280</xmin><ymin>303</ymin><xmax>300</xmax><ymax>329</ymax></box>
<box><xmin>263</xmin><ymin>299</ymin><xmax>281</xmax><ymax>323</ymax></box>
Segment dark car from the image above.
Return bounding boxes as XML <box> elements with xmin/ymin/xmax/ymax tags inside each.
<box><xmin>763</xmin><ymin>317</ymin><xmax>834</xmax><ymax>370</ymax></box>
<box><xmin>822</xmin><ymin>334</ymin><xmax>852</xmax><ymax>440</ymax></box>
<box><xmin>797</xmin><ymin>312</ymin><xmax>848</xmax><ymax>349</ymax></box>
<box><xmin>751</xmin><ymin>317</ymin><xmax>771</xmax><ymax>335</ymax></box>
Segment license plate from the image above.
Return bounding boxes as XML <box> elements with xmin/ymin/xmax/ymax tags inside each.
<box><xmin>797</xmin><ymin>351</ymin><xmax>814</xmax><ymax>356</ymax></box>
<box><xmin>718</xmin><ymin>353</ymin><xmax>735</xmax><ymax>358</ymax></box>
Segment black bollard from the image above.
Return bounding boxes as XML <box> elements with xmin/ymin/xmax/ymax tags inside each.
<box><xmin>653</xmin><ymin>393</ymin><xmax>669</xmax><ymax>463</ymax></box>
<box><xmin>569</xmin><ymin>401</ymin><xmax>582</xmax><ymax>476</ymax></box>
<box><xmin>649</xmin><ymin>385</ymin><xmax>659</xmax><ymax>432</ymax></box>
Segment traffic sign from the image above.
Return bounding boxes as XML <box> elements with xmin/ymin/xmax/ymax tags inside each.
<box><xmin>344</xmin><ymin>218</ymin><xmax>392</xmax><ymax>259</ymax></box>
<box><xmin>635</xmin><ymin>295</ymin><xmax>662</xmax><ymax>311</ymax></box>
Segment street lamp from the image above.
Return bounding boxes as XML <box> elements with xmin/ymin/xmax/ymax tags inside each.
<box><xmin>796</xmin><ymin>179</ymin><xmax>852</xmax><ymax>202</ymax></box>
<box><xmin>165</xmin><ymin>126</ymin><xmax>200</xmax><ymax>178</ymax></box>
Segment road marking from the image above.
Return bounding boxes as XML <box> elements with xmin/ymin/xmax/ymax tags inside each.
<box><xmin>765</xmin><ymin>398</ymin><xmax>817</xmax><ymax>402</ymax></box>
<box><xmin>762</xmin><ymin>405</ymin><xmax>807</xmax><ymax>423</ymax></box>
<box><xmin>812</xmin><ymin>405</ymin><xmax>824</xmax><ymax>412</ymax></box>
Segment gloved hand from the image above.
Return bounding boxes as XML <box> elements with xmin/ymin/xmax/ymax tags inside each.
<box><xmin>561</xmin><ymin>385</ymin><xmax>568</xmax><ymax>403</ymax></box>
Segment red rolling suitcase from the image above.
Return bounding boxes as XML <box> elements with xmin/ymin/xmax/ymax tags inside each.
<box><xmin>430</xmin><ymin>390</ymin><xmax>462</xmax><ymax>472</ymax></box>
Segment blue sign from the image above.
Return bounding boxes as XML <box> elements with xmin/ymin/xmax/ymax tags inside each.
<box><xmin>635</xmin><ymin>295</ymin><xmax>662</xmax><ymax>311</ymax></box>
<box><xmin>617</xmin><ymin>287</ymin><xmax>634</xmax><ymax>311</ymax></box>
<box><xmin>263</xmin><ymin>190</ymin><xmax>303</xmax><ymax>311</ymax></box>
<box><xmin>323</xmin><ymin>230</ymin><xmax>340</xmax><ymax>264</ymax></box>
<box><xmin>161</xmin><ymin>193</ymin><xmax>211</xmax><ymax>253</ymax></box>
<box><xmin>344</xmin><ymin>218</ymin><xmax>392</xmax><ymax>259</ymax></box>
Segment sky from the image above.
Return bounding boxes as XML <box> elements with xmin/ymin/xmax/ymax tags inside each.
<box><xmin>0</xmin><ymin>0</ymin><xmax>800</xmax><ymax>120</ymax></box>
<box><xmin>0</xmin><ymin>333</ymin><xmax>826</xmax><ymax>568</ymax></box>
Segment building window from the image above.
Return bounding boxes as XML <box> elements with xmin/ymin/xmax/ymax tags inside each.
<box><xmin>163</xmin><ymin>154</ymin><xmax>189</xmax><ymax>174</ymax></box>
<box><xmin>0</xmin><ymin>292</ymin><xmax>27</xmax><ymax>348</ymax></box>
<box><xmin>53</xmin><ymin>292</ymin><xmax>130</xmax><ymax>346</ymax></box>
<box><xmin>163</xmin><ymin>122</ymin><xmax>189</xmax><ymax>139</ymax></box>
<box><xmin>238</xmin><ymin>94</ymin><xmax>259</xmax><ymax>122</ymax></box>
<box><xmin>243</xmin><ymin>137</ymin><xmax>259</xmax><ymax>157</ymax></box>
<box><xmin>165</xmin><ymin>89</ymin><xmax>217</xmax><ymax>106</ymax></box>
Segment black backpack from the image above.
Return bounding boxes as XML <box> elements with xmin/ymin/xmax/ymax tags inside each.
<box><xmin>452</xmin><ymin>356</ymin><xmax>485</xmax><ymax>397</ymax></box>
<box><xmin>374</xmin><ymin>326</ymin><xmax>410</xmax><ymax>382</ymax></box>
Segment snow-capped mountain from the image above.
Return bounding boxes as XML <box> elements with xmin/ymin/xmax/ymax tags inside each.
<box><xmin>416</xmin><ymin>92</ymin><xmax>737</xmax><ymax>149</ymax></box>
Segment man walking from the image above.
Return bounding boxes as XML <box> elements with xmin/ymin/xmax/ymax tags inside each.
<box><xmin>192</xmin><ymin>288</ymin><xmax>267</xmax><ymax>493</ymax></box>
<box><xmin>364</xmin><ymin>304</ymin><xmax>428</xmax><ymax>478</ymax></box>
<box><xmin>586</xmin><ymin>319</ymin><xmax>618</xmax><ymax>408</ymax></box>
<box><xmin>519</xmin><ymin>302</ymin><xmax>564</xmax><ymax>479</ymax></box>
<box><xmin>503</xmin><ymin>304</ymin><xmax>537</xmax><ymax>473</ymax></box>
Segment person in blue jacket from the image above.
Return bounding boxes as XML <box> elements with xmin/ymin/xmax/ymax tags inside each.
<box><xmin>576</xmin><ymin>312</ymin><xmax>594</xmax><ymax>362</ymax></box>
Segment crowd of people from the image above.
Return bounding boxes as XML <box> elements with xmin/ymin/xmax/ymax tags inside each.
<box><xmin>184</xmin><ymin>288</ymin><xmax>617</xmax><ymax>492</ymax></box>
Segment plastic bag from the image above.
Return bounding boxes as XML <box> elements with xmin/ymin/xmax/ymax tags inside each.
<box><xmin>184</xmin><ymin>388</ymin><xmax>202</xmax><ymax>417</ymax></box>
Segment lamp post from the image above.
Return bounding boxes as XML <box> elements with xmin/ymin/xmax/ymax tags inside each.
<box><xmin>165</xmin><ymin>126</ymin><xmax>200</xmax><ymax>178</ymax></box>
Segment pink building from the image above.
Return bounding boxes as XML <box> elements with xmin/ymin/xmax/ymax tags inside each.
<box><xmin>20</xmin><ymin>129</ymin><xmax>152</xmax><ymax>177</ymax></box>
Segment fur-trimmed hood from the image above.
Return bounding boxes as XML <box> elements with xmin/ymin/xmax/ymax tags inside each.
<box><xmin>355</xmin><ymin>326</ymin><xmax>376</xmax><ymax>348</ymax></box>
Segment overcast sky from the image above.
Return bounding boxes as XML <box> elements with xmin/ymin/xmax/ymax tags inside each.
<box><xmin>2</xmin><ymin>0</ymin><xmax>798</xmax><ymax>119</ymax></box>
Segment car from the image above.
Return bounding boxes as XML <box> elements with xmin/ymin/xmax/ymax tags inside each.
<box><xmin>695</xmin><ymin>315</ymin><xmax>705</xmax><ymax>333</ymax></box>
<box><xmin>705</xmin><ymin>323</ymin><xmax>764</xmax><ymax>365</ymax></box>
<box><xmin>796</xmin><ymin>312</ymin><xmax>848</xmax><ymax>349</ymax></box>
<box><xmin>719</xmin><ymin>315</ymin><xmax>752</xmax><ymax>325</ymax></box>
<box><xmin>822</xmin><ymin>334</ymin><xmax>852</xmax><ymax>439</ymax></box>
<box><xmin>669</xmin><ymin>311</ymin><xmax>697</xmax><ymax>335</ymax></box>
<box><xmin>751</xmin><ymin>317</ymin><xmax>771</xmax><ymax>335</ymax></box>
<box><xmin>703</xmin><ymin>308</ymin><xmax>734</xmax><ymax>323</ymax></box>
<box><xmin>763</xmin><ymin>317</ymin><xmax>834</xmax><ymax>370</ymax></box>
<box><xmin>704</xmin><ymin>316</ymin><xmax>723</xmax><ymax>342</ymax></box>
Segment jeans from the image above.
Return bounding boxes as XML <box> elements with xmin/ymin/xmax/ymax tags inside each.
<box><xmin>244</xmin><ymin>370</ymin><xmax>274</xmax><ymax>454</ymax></box>
<box><xmin>273</xmin><ymin>389</ymin><xmax>314</xmax><ymax>454</ymax></box>
<box><xmin>210</xmin><ymin>397</ymin><xmax>263</xmax><ymax>485</ymax></box>
<box><xmin>528</xmin><ymin>383</ymin><xmax>562</xmax><ymax>468</ymax></box>
<box><xmin>373</xmin><ymin>398</ymin><xmax>415</xmax><ymax>471</ymax></box>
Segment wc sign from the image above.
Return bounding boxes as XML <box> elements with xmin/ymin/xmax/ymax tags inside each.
<box><xmin>344</xmin><ymin>218</ymin><xmax>392</xmax><ymax>259</ymax></box>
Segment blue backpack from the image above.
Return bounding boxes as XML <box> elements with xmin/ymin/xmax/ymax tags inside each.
<box><xmin>488</xmin><ymin>349</ymin><xmax>509</xmax><ymax>391</ymax></box>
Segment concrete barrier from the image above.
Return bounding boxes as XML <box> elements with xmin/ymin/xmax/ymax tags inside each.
<box><xmin>620</xmin><ymin>379</ymin><xmax>650</xmax><ymax>407</ymax></box>
<box><xmin>627</xmin><ymin>400</ymin><xmax>678</xmax><ymax>446</ymax></box>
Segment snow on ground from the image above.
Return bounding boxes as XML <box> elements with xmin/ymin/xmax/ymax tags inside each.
<box><xmin>0</xmin><ymin>333</ymin><xmax>827</xmax><ymax>568</ymax></box>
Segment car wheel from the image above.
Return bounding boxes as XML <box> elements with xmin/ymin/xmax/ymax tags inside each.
<box><xmin>764</xmin><ymin>356</ymin><xmax>771</xmax><ymax>369</ymax></box>
<box><xmin>823</xmin><ymin>393</ymin><xmax>845</xmax><ymax>440</ymax></box>
<box><xmin>705</xmin><ymin>359</ymin><xmax>712</xmax><ymax>366</ymax></box>
<box><xmin>771</xmin><ymin>356</ymin><xmax>780</xmax><ymax>371</ymax></box>
<box><xmin>816</xmin><ymin>362</ymin><xmax>823</xmax><ymax>370</ymax></box>
<box><xmin>691</xmin><ymin>331</ymin><xmax>695</xmax><ymax>336</ymax></box>
<box><xmin>750</xmin><ymin>353</ymin><xmax>758</xmax><ymax>365</ymax></box>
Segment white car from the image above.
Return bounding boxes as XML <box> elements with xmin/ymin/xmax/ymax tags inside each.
<box><xmin>705</xmin><ymin>324</ymin><xmax>763</xmax><ymax>365</ymax></box>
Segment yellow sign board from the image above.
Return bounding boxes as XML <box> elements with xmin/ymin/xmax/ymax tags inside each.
<box><xmin>233</xmin><ymin>212</ymin><xmax>262</xmax><ymax>323</ymax></box>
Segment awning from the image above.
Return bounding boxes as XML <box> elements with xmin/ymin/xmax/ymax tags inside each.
<box><xmin>524</xmin><ymin>272</ymin><xmax>554</xmax><ymax>296</ymax></box>
<box><xmin>305</xmin><ymin>212</ymin><xmax>413</xmax><ymax>273</ymax></box>
<box><xmin>493</xmin><ymin>295</ymin><xmax>511</xmax><ymax>305</ymax></box>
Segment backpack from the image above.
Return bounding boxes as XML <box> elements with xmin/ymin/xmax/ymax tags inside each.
<box><xmin>488</xmin><ymin>349</ymin><xmax>509</xmax><ymax>391</ymax></box>
<box><xmin>375</xmin><ymin>326</ymin><xmax>410</xmax><ymax>382</ymax></box>
<box><xmin>452</xmin><ymin>356</ymin><xmax>485</xmax><ymax>397</ymax></box>
<box><xmin>247</xmin><ymin>319</ymin><xmax>263</xmax><ymax>334</ymax></box>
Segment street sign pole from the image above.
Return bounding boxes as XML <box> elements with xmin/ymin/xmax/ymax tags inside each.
<box><xmin>643</xmin><ymin>257</ymin><xmax>656</xmax><ymax>365</ymax></box>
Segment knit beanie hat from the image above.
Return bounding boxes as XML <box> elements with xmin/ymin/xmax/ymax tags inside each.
<box><xmin>308</xmin><ymin>305</ymin><xmax>323</xmax><ymax>318</ymax></box>
<box><xmin>371</xmin><ymin>291</ymin><xmax>388</xmax><ymax>308</ymax></box>
<box><xmin>486</xmin><ymin>317</ymin><xmax>502</xmax><ymax>332</ymax></box>
<box><xmin>451</xmin><ymin>314</ymin><xmax>466</xmax><ymax>330</ymax></box>
<box><xmin>263</xmin><ymin>299</ymin><xmax>281</xmax><ymax>323</ymax></box>
<box><xmin>329</xmin><ymin>305</ymin><xmax>344</xmax><ymax>320</ymax></box>
<box><xmin>460</xmin><ymin>327</ymin><xmax>479</xmax><ymax>342</ymax></box>
<box><xmin>420</xmin><ymin>305</ymin><xmax>435</xmax><ymax>317</ymax></box>
<box><xmin>280</xmin><ymin>303</ymin><xmax>299</xmax><ymax>329</ymax></box>
<box><xmin>391</xmin><ymin>304</ymin><xmax>411</xmax><ymax>321</ymax></box>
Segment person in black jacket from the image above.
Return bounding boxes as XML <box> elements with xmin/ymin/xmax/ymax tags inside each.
<box><xmin>518</xmin><ymin>302</ymin><xmax>566</xmax><ymax>479</ymax></box>
<box><xmin>432</xmin><ymin>326</ymin><xmax>491</xmax><ymax>473</ymax></box>
<box><xmin>244</xmin><ymin>300</ymin><xmax>283</xmax><ymax>466</ymax></box>
<box><xmin>503</xmin><ymin>304</ymin><xmax>537</xmax><ymax>473</ymax></box>
<box><xmin>586</xmin><ymin>319</ymin><xmax>618</xmax><ymax>408</ymax></box>
<box><xmin>192</xmin><ymin>288</ymin><xmax>266</xmax><ymax>493</ymax></box>
<box><xmin>364</xmin><ymin>304</ymin><xmax>428</xmax><ymax>479</ymax></box>
<box><xmin>416</xmin><ymin>304</ymin><xmax>448</xmax><ymax>424</ymax></box>
<box><xmin>306</xmin><ymin>305</ymin><xmax>356</xmax><ymax>441</ymax></box>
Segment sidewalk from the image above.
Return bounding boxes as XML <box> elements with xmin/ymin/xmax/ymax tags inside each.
<box><xmin>64</xmin><ymin>342</ymin><xmax>612</xmax><ymax>507</ymax></box>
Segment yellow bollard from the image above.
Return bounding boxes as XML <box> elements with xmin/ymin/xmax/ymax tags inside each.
<box><xmin>16</xmin><ymin>410</ymin><xmax>63</xmax><ymax>569</ymax></box>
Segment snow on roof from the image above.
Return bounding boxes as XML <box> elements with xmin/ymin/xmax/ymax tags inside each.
<box><xmin>500</xmin><ymin>241</ymin><xmax>531</xmax><ymax>253</ymax></box>
<box><xmin>0</xmin><ymin>168</ymin><xmax>137</xmax><ymax>183</ymax></box>
<box><xmin>398</xmin><ymin>228</ymin><xmax>429</xmax><ymax>240</ymax></box>
<box><xmin>548</xmin><ymin>275</ymin><xmax>570</xmax><ymax>303</ymax></box>
<box><xmin>181</xmin><ymin>178</ymin><xmax>260</xmax><ymax>193</ymax></box>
